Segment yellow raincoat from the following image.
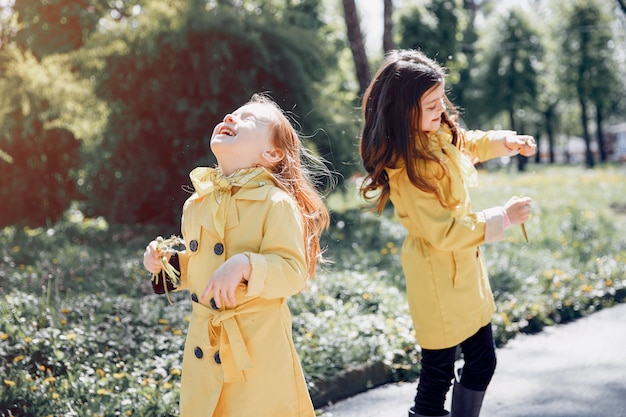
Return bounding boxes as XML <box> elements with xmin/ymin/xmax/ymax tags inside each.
<box><xmin>171</xmin><ymin>167</ymin><xmax>315</xmax><ymax>417</ymax></box>
<box><xmin>386</xmin><ymin>126</ymin><xmax>518</xmax><ymax>349</ymax></box>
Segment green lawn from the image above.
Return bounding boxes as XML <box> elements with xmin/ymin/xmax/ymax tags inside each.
<box><xmin>1</xmin><ymin>164</ymin><xmax>625</xmax><ymax>416</ymax></box>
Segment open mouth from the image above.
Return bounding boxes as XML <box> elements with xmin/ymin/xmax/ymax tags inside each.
<box><xmin>218</xmin><ymin>125</ymin><xmax>236</xmax><ymax>137</ymax></box>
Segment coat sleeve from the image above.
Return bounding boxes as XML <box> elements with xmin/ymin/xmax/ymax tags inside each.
<box><xmin>464</xmin><ymin>130</ymin><xmax>521</xmax><ymax>164</ymax></box>
<box><xmin>392</xmin><ymin>170</ymin><xmax>506</xmax><ymax>250</ymax></box>
<box><xmin>243</xmin><ymin>193</ymin><xmax>308</xmax><ymax>299</ymax></box>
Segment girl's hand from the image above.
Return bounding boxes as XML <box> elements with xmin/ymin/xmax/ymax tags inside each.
<box><xmin>504</xmin><ymin>196</ymin><xmax>532</xmax><ymax>225</ymax></box>
<box><xmin>143</xmin><ymin>239</ymin><xmax>166</xmax><ymax>274</ymax></box>
<box><xmin>505</xmin><ymin>134</ymin><xmax>537</xmax><ymax>157</ymax></box>
<box><xmin>201</xmin><ymin>253</ymin><xmax>251</xmax><ymax>308</ymax></box>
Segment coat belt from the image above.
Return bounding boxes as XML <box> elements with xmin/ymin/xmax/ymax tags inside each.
<box><xmin>191</xmin><ymin>299</ymin><xmax>282</xmax><ymax>382</ymax></box>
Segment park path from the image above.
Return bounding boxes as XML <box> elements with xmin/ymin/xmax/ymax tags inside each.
<box><xmin>319</xmin><ymin>303</ymin><xmax>626</xmax><ymax>417</ymax></box>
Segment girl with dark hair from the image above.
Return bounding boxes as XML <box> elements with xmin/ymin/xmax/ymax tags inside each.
<box><xmin>359</xmin><ymin>50</ymin><xmax>536</xmax><ymax>417</ymax></box>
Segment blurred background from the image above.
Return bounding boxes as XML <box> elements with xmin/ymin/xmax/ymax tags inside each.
<box><xmin>1</xmin><ymin>0</ymin><xmax>625</xmax><ymax>228</ymax></box>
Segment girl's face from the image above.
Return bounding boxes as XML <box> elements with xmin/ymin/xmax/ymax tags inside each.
<box><xmin>210</xmin><ymin>103</ymin><xmax>283</xmax><ymax>175</ymax></box>
<box><xmin>420</xmin><ymin>82</ymin><xmax>446</xmax><ymax>133</ymax></box>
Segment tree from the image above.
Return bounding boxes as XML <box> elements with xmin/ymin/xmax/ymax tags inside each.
<box><xmin>383</xmin><ymin>0</ymin><xmax>394</xmax><ymax>52</ymax></box>
<box><xmin>10</xmin><ymin>0</ymin><xmax>137</xmax><ymax>59</ymax></box>
<box><xmin>341</xmin><ymin>0</ymin><xmax>370</xmax><ymax>96</ymax></box>
<box><xmin>0</xmin><ymin>47</ymin><xmax>105</xmax><ymax>227</ymax></box>
<box><xmin>482</xmin><ymin>9</ymin><xmax>542</xmax><ymax>131</ymax></box>
<box><xmin>558</xmin><ymin>0</ymin><xmax>622</xmax><ymax>167</ymax></box>
<box><xmin>398</xmin><ymin>0</ymin><xmax>461</xmax><ymax>69</ymax></box>
<box><xmin>480</xmin><ymin>8</ymin><xmax>542</xmax><ymax>169</ymax></box>
<box><xmin>79</xmin><ymin>2</ymin><xmax>342</xmax><ymax>224</ymax></box>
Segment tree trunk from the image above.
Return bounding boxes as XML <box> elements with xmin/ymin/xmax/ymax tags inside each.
<box><xmin>383</xmin><ymin>0</ymin><xmax>394</xmax><ymax>53</ymax></box>
<box><xmin>544</xmin><ymin>104</ymin><xmax>555</xmax><ymax>164</ymax></box>
<box><xmin>595</xmin><ymin>102</ymin><xmax>607</xmax><ymax>162</ymax></box>
<box><xmin>579</xmin><ymin>98</ymin><xmax>595</xmax><ymax>168</ymax></box>
<box><xmin>342</xmin><ymin>0</ymin><xmax>371</xmax><ymax>96</ymax></box>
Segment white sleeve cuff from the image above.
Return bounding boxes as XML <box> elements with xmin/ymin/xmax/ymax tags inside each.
<box><xmin>484</xmin><ymin>206</ymin><xmax>506</xmax><ymax>243</ymax></box>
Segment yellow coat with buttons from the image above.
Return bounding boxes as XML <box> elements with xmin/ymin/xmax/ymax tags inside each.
<box><xmin>171</xmin><ymin>168</ymin><xmax>314</xmax><ymax>417</ymax></box>
<box><xmin>386</xmin><ymin>127</ymin><xmax>519</xmax><ymax>350</ymax></box>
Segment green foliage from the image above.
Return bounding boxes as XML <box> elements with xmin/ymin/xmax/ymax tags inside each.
<box><xmin>398</xmin><ymin>0</ymin><xmax>464</xmax><ymax>76</ymax></box>
<box><xmin>0</xmin><ymin>46</ymin><xmax>107</xmax><ymax>227</ymax></box>
<box><xmin>1</xmin><ymin>0</ymin><xmax>359</xmax><ymax>227</ymax></box>
<box><xmin>11</xmin><ymin>0</ymin><xmax>103</xmax><ymax>58</ymax></box>
<box><xmin>557</xmin><ymin>0</ymin><xmax>618</xmax><ymax>104</ymax></box>
<box><xmin>76</xmin><ymin>3</ymin><xmax>350</xmax><ymax>224</ymax></box>
<box><xmin>479</xmin><ymin>8</ymin><xmax>543</xmax><ymax>130</ymax></box>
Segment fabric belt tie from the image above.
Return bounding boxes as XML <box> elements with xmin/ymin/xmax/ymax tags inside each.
<box><xmin>192</xmin><ymin>299</ymin><xmax>282</xmax><ymax>382</ymax></box>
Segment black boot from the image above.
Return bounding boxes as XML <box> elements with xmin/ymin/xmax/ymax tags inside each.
<box><xmin>408</xmin><ymin>406</ymin><xmax>450</xmax><ymax>417</ymax></box>
<box><xmin>450</xmin><ymin>383</ymin><xmax>486</xmax><ymax>417</ymax></box>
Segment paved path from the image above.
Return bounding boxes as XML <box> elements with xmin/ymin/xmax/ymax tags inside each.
<box><xmin>319</xmin><ymin>303</ymin><xmax>626</xmax><ymax>417</ymax></box>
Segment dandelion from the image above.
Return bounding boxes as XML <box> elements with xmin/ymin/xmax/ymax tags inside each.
<box><xmin>151</xmin><ymin>235</ymin><xmax>185</xmax><ymax>304</ymax></box>
<box><xmin>380</xmin><ymin>248</ymin><xmax>389</xmax><ymax>255</ymax></box>
<box><xmin>172</xmin><ymin>329</ymin><xmax>183</xmax><ymax>336</ymax></box>
<box><xmin>159</xmin><ymin>319</ymin><xmax>168</xmax><ymax>325</ymax></box>
<box><xmin>24</xmin><ymin>337</ymin><xmax>32</xmax><ymax>343</ymax></box>
<box><xmin>581</xmin><ymin>284</ymin><xmax>593</xmax><ymax>293</ymax></box>
<box><xmin>162</xmin><ymin>382</ymin><xmax>173</xmax><ymax>390</ymax></box>
<box><xmin>96</xmin><ymin>388</ymin><xmax>110</xmax><ymax>395</ymax></box>
<box><xmin>96</xmin><ymin>369</ymin><xmax>106</xmax><ymax>378</ymax></box>
<box><xmin>583</xmin><ymin>211</ymin><xmax>596</xmax><ymax>219</ymax></box>
<box><xmin>44</xmin><ymin>376</ymin><xmax>57</xmax><ymax>384</ymax></box>
<box><xmin>11</xmin><ymin>245</ymin><xmax>20</xmax><ymax>253</ymax></box>
<box><xmin>362</xmin><ymin>293</ymin><xmax>371</xmax><ymax>300</ymax></box>
<box><xmin>605</xmin><ymin>279</ymin><xmax>613</xmax><ymax>287</ymax></box>
<box><xmin>13</xmin><ymin>355</ymin><xmax>25</xmax><ymax>363</ymax></box>
<box><xmin>52</xmin><ymin>393</ymin><xmax>60</xmax><ymax>400</ymax></box>
<box><xmin>125</xmin><ymin>411</ymin><xmax>133</xmax><ymax>416</ymax></box>
<box><xmin>65</xmin><ymin>332</ymin><xmax>76</xmax><ymax>340</ymax></box>
<box><xmin>38</xmin><ymin>365</ymin><xmax>46</xmax><ymax>371</ymax></box>
<box><xmin>60</xmin><ymin>308</ymin><xmax>70</xmax><ymax>314</ymax></box>
<box><xmin>60</xmin><ymin>320</ymin><xmax>67</xmax><ymax>326</ymax></box>
<box><xmin>170</xmin><ymin>368</ymin><xmax>182</xmax><ymax>376</ymax></box>
<box><xmin>1</xmin><ymin>332</ymin><xmax>9</xmax><ymax>340</ymax></box>
<box><xmin>500</xmin><ymin>312</ymin><xmax>510</xmax><ymax>324</ymax></box>
<box><xmin>113</xmin><ymin>372</ymin><xmax>127</xmax><ymax>379</ymax></box>
<box><xmin>4</xmin><ymin>380</ymin><xmax>16</xmax><ymax>387</ymax></box>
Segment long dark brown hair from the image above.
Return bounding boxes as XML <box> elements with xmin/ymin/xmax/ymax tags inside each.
<box><xmin>359</xmin><ymin>49</ymin><xmax>465</xmax><ymax>213</ymax></box>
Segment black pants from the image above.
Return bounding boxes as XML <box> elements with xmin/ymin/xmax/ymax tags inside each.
<box><xmin>413</xmin><ymin>323</ymin><xmax>497</xmax><ymax>416</ymax></box>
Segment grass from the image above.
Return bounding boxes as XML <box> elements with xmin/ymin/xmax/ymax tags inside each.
<box><xmin>1</xmin><ymin>164</ymin><xmax>625</xmax><ymax>416</ymax></box>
